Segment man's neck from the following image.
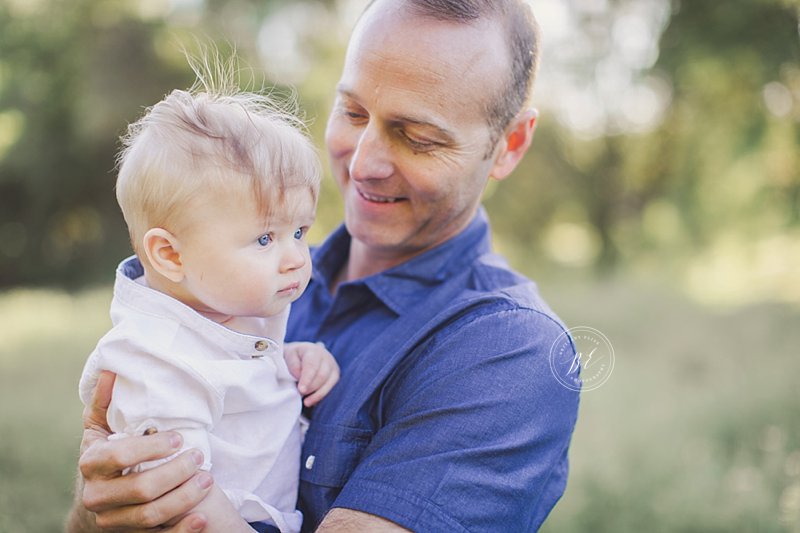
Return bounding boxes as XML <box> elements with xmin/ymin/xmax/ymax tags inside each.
<box><xmin>331</xmin><ymin>239</ymin><xmax>420</xmax><ymax>293</ymax></box>
<box><xmin>332</xmin><ymin>210</ymin><xmax>480</xmax><ymax>292</ymax></box>
<box><xmin>347</xmin><ymin>242</ymin><xmax>402</xmax><ymax>279</ymax></box>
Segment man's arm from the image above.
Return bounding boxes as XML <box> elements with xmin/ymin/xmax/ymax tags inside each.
<box><xmin>316</xmin><ymin>508</ymin><xmax>411</xmax><ymax>532</ymax></box>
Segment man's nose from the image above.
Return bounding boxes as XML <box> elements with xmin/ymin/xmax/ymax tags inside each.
<box><xmin>348</xmin><ymin>122</ymin><xmax>393</xmax><ymax>181</ymax></box>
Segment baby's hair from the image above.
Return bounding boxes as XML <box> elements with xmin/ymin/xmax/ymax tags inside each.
<box><xmin>115</xmin><ymin>45</ymin><xmax>321</xmax><ymax>256</ymax></box>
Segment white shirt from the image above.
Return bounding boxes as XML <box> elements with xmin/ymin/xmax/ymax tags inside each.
<box><xmin>79</xmin><ymin>257</ymin><xmax>303</xmax><ymax>532</ymax></box>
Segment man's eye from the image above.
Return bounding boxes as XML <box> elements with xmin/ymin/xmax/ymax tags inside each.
<box><xmin>257</xmin><ymin>234</ymin><xmax>272</xmax><ymax>246</ymax></box>
<box><xmin>400</xmin><ymin>131</ymin><xmax>436</xmax><ymax>150</ymax></box>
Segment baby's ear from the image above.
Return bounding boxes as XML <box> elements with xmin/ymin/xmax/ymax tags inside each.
<box><xmin>142</xmin><ymin>228</ymin><xmax>184</xmax><ymax>283</ymax></box>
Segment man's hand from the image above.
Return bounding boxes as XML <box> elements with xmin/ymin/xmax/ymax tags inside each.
<box><xmin>68</xmin><ymin>371</ymin><xmax>213</xmax><ymax>532</ymax></box>
<box><xmin>284</xmin><ymin>342</ymin><xmax>340</xmax><ymax>407</ymax></box>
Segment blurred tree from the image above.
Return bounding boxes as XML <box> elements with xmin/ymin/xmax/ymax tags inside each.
<box><xmin>486</xmin><ymin>0</ymin><xmax>800</xmax><ymax>286</ymax></box>
<box><xmin>0</xmin><ymin>0</ymin><xmax>341</xmax><ymax>288</ymax></box>
<box><xmin>1</xmin><ymin>0</ymin><xmax>798</xmax><ymax>297</ymax></box>
<box><xmin>0</xmin><ymin>0</ymin><xmax>192</xmax><ymax>286</ymax></box>
<box><xmin>653</xmin><ymin>0</ymin><xmax>800</xmax><ymax>242</ymax></box>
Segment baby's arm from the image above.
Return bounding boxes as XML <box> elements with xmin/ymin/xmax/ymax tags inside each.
<box><xmin>284</xmin><ymin>342</ymin><xmax>340</xmax><ymax>406</ymax></box>
<box><xmin>100</xmin><ymin>356</ymin><xmax>256</xmax><ymax>531</ymax></box>
<box><xmin>103</xmin><ymin>353</ymin><xmax>218</xmax><ymax>472</ymax></box>
<box><xmin>177</xmin><ymin>482</ymin><xmax>253</xmax><ymax>532</ymax></box>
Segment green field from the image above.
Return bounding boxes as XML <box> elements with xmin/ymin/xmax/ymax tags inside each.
<box><xmin>0</xmin><ymin>281</ymin><xmax>798</xmax><ymax>532</ymax></box>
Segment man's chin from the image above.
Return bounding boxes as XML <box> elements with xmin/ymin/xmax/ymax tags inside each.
<box><xmin>347</xmin><ymin>221</ymin><xmax>409</xmax><ymax>251</ymax></box>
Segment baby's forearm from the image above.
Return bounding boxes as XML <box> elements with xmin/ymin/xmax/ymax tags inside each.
<box><xmin>189</xmin><ymin>483</ymin><xmax>253</xmax><ymax>532</ymax></box>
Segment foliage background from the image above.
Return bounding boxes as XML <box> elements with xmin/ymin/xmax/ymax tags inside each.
<box><xmin>0</xmin><ymin>0</ymin><xmax>798</xmax><ymax>531</ymax></box>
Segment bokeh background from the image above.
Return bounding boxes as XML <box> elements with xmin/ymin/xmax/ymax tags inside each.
<box><xmin>1</xmin><ymin>0</ymin><xmax>799</xmax><ymax>531</ymax></box>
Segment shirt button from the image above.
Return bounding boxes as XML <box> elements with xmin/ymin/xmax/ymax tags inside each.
<box><xmin>254</xmin><ymin>340</ymin><xmax>268</xmax><ymax>351</ymax></box>
<box><xmin>305</xmin><ymin>455</ymin><xmax>315</xmax><ymax>470</ymax></box>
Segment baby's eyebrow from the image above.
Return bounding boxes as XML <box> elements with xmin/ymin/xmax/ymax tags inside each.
<box><xmin>264</xmin><ymin>212</ymin><xmax>316</xmax><ymax>228</ymax></box>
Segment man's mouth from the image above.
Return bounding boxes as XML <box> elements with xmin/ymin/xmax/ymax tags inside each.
<box><xmin>358</xmin><ymin>189</ymin><xmax>403</xmax><ymax>203</ymax></box>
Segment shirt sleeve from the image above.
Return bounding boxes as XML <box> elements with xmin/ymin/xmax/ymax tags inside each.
<box><xmin>90</xmin><ymin>336</ymin><xmax>223</xmax><ymax>472</ymax></box>
<box><xmin>331</xmin><ymin>307</ymin><xmax>580</xmax><ymax>532</ymax></box>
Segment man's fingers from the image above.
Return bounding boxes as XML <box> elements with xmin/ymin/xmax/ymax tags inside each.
<box><xmin>83</xmin><ymin>448</ymin><xmax>204</xmax><ymax>513</ymax></box>
<box><xmin>79</xmin><ymin>432</ymin><xmax>185</xmax><ymax>481</ymax></box>
<box><xmin>93</xmin><ymin>472</ymin><xmax>213</xmax><ymax>530</ymax></box>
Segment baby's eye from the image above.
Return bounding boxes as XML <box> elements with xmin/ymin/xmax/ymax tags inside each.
<box><xmin>294</xmin><ymin>227</ymin><xmax>307</xmax><ymax>240</ymax></box>
<box><xmin>257</xmin><ymin>234</ymin><xmax>272</xmax><ymax>246</ymax></box>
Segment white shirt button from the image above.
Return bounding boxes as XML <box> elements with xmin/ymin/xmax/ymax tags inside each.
<box><xmin>305</xmin><ymin>455</ymin><xmax>315</xmax><ymax>470</ymax></box>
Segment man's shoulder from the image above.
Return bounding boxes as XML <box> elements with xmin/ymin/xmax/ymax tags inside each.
<box><xmin>457</xmin><ymin>252</ymin><xmax>564</xmax><ymax>328</ymax></box>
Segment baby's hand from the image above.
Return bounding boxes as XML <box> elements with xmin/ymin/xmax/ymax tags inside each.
<box><xmin>284</xmin><ymin>342</ymin><xmax>340</xmax><ymax>407</ymax></box>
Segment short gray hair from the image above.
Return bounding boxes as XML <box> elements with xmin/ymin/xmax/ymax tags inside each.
<box><xmin>365</xmin><ymin>0</ymin><xmax>541</xmax><ymax>148</ymax></box>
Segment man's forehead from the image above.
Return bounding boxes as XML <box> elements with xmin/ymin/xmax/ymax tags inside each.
<box><xmin>348</xmin><ymin>3</ymin><xmax>508</xmax><ymax>85</ymax></box>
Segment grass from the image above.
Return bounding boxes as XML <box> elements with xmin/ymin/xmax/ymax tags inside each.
<box><xmin>539</xmin><ymin>278</ymin><xmax>800</xmax><ymax>533</ymax></box>
<box><xmin>0</xmin><ymin>279</ymin><xmax>798</xmax><ymax>532</ymax></box>
<box><xmin>0</xmin><ymin>287</ymin><xmax>112</xmax><ymax>532</ymax></box>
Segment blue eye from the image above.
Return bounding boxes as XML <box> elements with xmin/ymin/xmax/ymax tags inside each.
<box><xmin>294</xmin><ymin>228</ymin><xmax>305</xmax><ymax>240</ymax></box>
<box><xmin>257</xmin><ymin>234</ymin><xmax>272</xmax><ymax>246</ymax></box>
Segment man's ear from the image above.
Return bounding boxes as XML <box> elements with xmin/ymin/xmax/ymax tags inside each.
<box><xmin>489</xmin><ymin>108</ymin><xmax>538</xmax><ymax>181</ymax></box>
<box><xmin>142</xmin><ymin>228</ymin><xmax>185</xmax><ymax>283</ymax></box>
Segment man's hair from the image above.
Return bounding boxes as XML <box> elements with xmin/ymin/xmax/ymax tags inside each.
<box><xmin>115</xmin><ymin>53</ymin><xmax>321</xmax><ymax>255</ymax></box>
<box><xmin>366</xmin><ymin>0</ymin><xmax>540</xmax><ymax>147</ymax></box>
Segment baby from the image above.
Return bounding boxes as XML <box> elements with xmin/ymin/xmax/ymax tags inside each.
<box><xmin>79</xmin><ymin>62</ymin><xmax>338</xmax><ymax>532</ymax></box>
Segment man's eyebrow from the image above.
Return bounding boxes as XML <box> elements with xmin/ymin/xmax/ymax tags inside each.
<box><xmin>394</xmin><ymin>116</ymin><xmax>455</xmax><ymax>141</ymax></box>
<box><xmin>336</xmin><ymin>84</ymin><xmax>456</xmax><ymax>141</ymax></box>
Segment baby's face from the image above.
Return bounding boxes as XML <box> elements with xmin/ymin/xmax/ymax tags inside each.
<box><xmin>175</xmin><ymin>186</ymin><xmax>316</xmax><ymax>319</ymax></box>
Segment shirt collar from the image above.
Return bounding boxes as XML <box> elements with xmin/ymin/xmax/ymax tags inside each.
<box><xmin>114</xmin><ymin>256</ymin><xmax>284</xmax><ymax>361</ymax></box>
<box><xmin>310</xmin><ymin>208</ymin><xmax>493</xmax><ymax>315</ymax></box>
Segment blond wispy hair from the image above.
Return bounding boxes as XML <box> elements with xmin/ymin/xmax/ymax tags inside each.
<box><xmin>115</xmin><ymin>47</ymin><xmax>321</xmax><ymax>255</ymax></box>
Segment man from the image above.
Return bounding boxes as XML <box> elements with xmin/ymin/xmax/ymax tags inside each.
<box><xmin>67</xmin><ymin>1</ymin><xmax>580</xmax><ymax>531</ymax></box>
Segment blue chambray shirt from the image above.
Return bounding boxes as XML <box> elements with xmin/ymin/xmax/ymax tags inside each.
<box><xmin>287</xmin><ymin>209</ymin><xmax>580</xmax><ymax>532</ymax></box>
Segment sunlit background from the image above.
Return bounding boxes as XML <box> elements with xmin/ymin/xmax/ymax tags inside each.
<box><xmin>1</xmin><ymin>0</ymin><xmax>799</xmax><ymax>531</ymax></box>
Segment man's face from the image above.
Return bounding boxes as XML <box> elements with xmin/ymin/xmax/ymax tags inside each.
<box><xmin>325</xmin><ymin>2</ymin><xmax>511</xmax><ymax>264</ymax></box>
